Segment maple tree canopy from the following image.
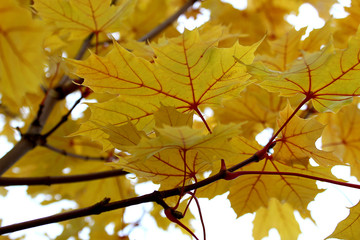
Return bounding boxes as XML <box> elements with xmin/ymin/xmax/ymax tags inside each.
<box><xmin>0</xmin><ymin>0</ymin><xmax>360</xmax><ymax>239</ymax></box>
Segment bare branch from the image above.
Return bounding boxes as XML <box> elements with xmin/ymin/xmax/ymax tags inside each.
<box><xmin>42</xmin><ymin>143</ymin><xmax>111</xmax><ymax>161</ymax></box>
<box><xmin>0</xmin><ymin>169</ymin><xmax>128</xmax><ymax>186</ymax></box>
<box><xmin>138</xmin><ymin>0</ymin><xmax>199</xmax><ymax>42</ymax></box>
<box><xmin>1</xmin><ymin>154</ymin><xmax>360</xmax><ymax>235</ymax></box>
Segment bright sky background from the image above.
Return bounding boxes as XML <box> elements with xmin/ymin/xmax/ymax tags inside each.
<box><xmin>0</xmin><ymin>0</ymin><xmax>359</xmax><ymax>240</ymax></box>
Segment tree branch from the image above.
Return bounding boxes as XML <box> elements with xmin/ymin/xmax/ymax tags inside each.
<box><xmin>138</xmin><ymin>0</ymin><xmax>199</xmax><ymax>42</ymax></box>
<box><xmin>42</xmin><ymin>143</ymin><xmax>111</xmax><ymax>161</ymax></box>
<box><xmin>0</xmin><ymin>169</ymin><xmax>128</xmax><ymax>186</ymax></box>
<box><xmin>1</xmin><ymin>154</ymin><xmax>359</xmax><ymax>235</ymax></box>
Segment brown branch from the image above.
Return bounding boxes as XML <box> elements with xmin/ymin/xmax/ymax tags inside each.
<box><xmin>42</xmin><ymin>94</ymin><xmax>84</xmax><ymax>138</ymax></box>
<box><xmin>0</xmin><ymin>169</ymin><xmax>128</xmax><ymax>186</ymax></box>
<box><xmin>0</xmin><ymin>155</ymin><xmax>255</xmax><ymax>234</ymax></box>
<box><xmin>42</xmin><ymin>143</ymin><xmax>110</xmax><ymax>161</ymax></box>
<box><xmin>1</xmin><ymin>153</ymin><xmax>360</xmax><ymax>235</ymax></box>
<box><xmin>138</xmin><ymin>0</ymin><xmax>199</xmax><ymax>42</ymax></box>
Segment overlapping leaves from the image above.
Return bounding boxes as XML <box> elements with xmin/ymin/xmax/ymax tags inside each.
<box><xmin>34</xmin><ymin>0</ymin><xmax>135</xmax><ymax>41</ymax></box>
<box><xmin>227</xmin><ymin>136</ymin><xmax>335</xmax><ymax>219</ymax></box>
<box><xmin>0</xmin><ymin>0</ymin><xmax>45</xmax><ymax>108</ymax></box>
<box><xmin>248</xmin><ymin>27</ymin><xmax>360</xmax><ymax>112</ymax></box>
<box><xmin>69</xmin><ymin>28</ymin><xmax>260</xmax><ymax>142</ymax></box>
<box><xmin>274</xmin><ymin>104</ymin><xmax>340</xmax><ymax>167</ymax></box>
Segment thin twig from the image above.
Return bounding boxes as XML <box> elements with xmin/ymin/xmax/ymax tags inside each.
<box><xmin>0</xmin><ymin>169</ymin><xmax>128</xmax><ymax>186</ymax></box>
<box><xmin>138</xmin><ymin>0</ymin><xmax>199</xmax><ymax>42</ymax></box>
<box><xmin>42</xmin><ymin>143</ymin><xmax>110</xmax><ymax>161</ymax></box>
<box><xmin>42</xmin><ymin>94</ymin><xmax>83</xmax><ymax>138</ymax></box>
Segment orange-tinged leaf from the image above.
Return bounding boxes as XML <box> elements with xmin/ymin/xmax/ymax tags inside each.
<box><xmin>253</xmin><ymin>198</ymin><xmax>300</xmax><ymax>240</ymax></box>
<box><xmin>321</xmin><ymin>103</ymin><xmax>360</xmax><ymax>180</ymax></box>
<box><xmin>274</xmin><ymin>104</ymin><xmax>341</xmax><ymax>166</ymax></box>
<box><xmin>68</xmin><ymin>29</ymin><xmax>260</xmax><ymax>139</ymax></box>
<box><xmin>228</xmin><ymin>136</ymin><xmax>334</xmax><ymax>218</ymax></box>
<box><xmin>327</xmin><ymin>200</ymin><xmax>360</xmax><ymax>239</ymax></box>
<box><xmin>0</xmin><ymin>0</ymin><xmax>45</xmax><ymax>108</ymax></box>
<box><xmin>249</xmin><ymin>27</ymin><xmax>360</xmax><ymax>112</ymax></box>
<box><xmin>34</xmin><ymin>0</ymin><xmax>135</xmax><ymax>41</ymax></box>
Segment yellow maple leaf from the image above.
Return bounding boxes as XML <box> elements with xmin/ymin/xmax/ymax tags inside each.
<box><xmin>120</xmin><ymin>124</ymin><xmax>240</xmax><ymax>189</ymax></box>
<box><xmin>215</xmin><ymin>84</ymin><xmax>287</xmax><ymax>139</ymax></box>
<box><xmin>256</xmin><ymin>28</ymin><xmax>306</xmax><ymax>71</ymax></box>
<box><xmin>253</xmin><ymin>198</ymin><xmax>301</xmax><ymax>240</ymax></box>
<box><xmin>0</xmin><ymin>0</ymin><xmax>45</xmax><ymax>108</ymax></box>
<box><xmin>327</xmin><ymin>200</ymin><xmax>360</xmax><ymax>239</ymax></box>
<box><xmin>68</xmin><ymin>29</ymin><xmax>260</xmax><ymax>141</ymax></box>
<box><xmin>321</xmin><ymin>103</ymin><xmax>360</xmax><ymax>180</ymax></box>
<box><xmin>34</xmin><ymin>0</ymin><xmax>135</xmax><ymax>41</ymax></box>
<box><xmin>248</xmin><ymin>26</ymin><xmax>360</xmax><ymax>112</ymax></box>
<box><xmin>333</xmin><ymin>0</ymin><xmax>360</xmax><ymax>48</ymax></box>
<box><xmin>274</xmin><ymin>104</ymin><xmax>341</xmax><ymax>166</ymax></box>
<box><xmin>228</xmin><ymin>136</ymin><xmax>335</xmax><ymax>219</ymax></box>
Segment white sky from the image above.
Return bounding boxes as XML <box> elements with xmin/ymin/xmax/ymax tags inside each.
<box><xmin>0</xmin><ymin>1</ymin><xmax>359</xmax><ymax>240</ymax></box>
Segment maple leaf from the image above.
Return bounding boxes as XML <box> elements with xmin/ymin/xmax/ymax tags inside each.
<box><xmin>119</xmin><ymin>124</ymin><xmax>240</xmax><ymax>189</ymax></box>
<box><xmin>215</xmin><ymin>84</ymin><xmax>287</xmax><ymax>138</ymax></box>
<box><xmin>253</xmin><ymin>198</ymin><xmax>300</xmax><ymax>240</ymax></box>
<box><xmin>273</xmin><ymin>104</ymin><xmax>341</xmax><ymax>167</ymax></box>
<box><xmin>321</xmin><ymin>103</ymin><xmax>360</xmax><ymax>180</ymax></box>
<box><xmin>248</xmin><ymin>26</ymin><xmax>360</xmax><ymax>112</ymax></box>
<box><xmin>327</xmin><ymin>200</ymin><xmax>360</xmax><ymax>239</ymax></box>
<box><xmin>256</xmin><ymin>28</ymin><xmax>306</xmax><ymax>71</ymax></box>
<box><xmin>0</xmin><ymin>0</ymin><xmax>45</xmax><ymax>108</ymax></box>
<box><xmin>227</xmin><ymin>136</ymin><xmax>335</xmax><ymax>219</ymax></box>
<box><xmin>34</xmin><ymin>0</ymin><xmax>135</xmax><ymax>41</ymax></box>
<box><xmin>68</xmin><ymin>28</ymin><xmax>260</xmax><ymax>141</ymax></box>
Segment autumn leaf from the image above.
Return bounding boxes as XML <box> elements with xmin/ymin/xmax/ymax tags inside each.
<box><xmin>119</xmin><ymin>124</ymin><xmax>240</xmax><ymax>189</ymax></box>
<box><xmin>227</xmin><ymin>136</ymin><xmax>335</xmax><ymax>219</ymax></box>
<box><xmin>248</xmin><ymin>26</ymin><xmax>360</xmax><ymax>112</ymax></box>
<box><xmin>34</xmin><ymin>0</ymin><xmax>135</xmax><ymax>41</ymax></box>
<box><xmin>0</xmin><ymin>0</ymin><xmax>45</xmax><ymax>108</ymax></box>
<box><xmin>321</xmin><ymin>103</ymin><xmax>360</xmax><ymax>180</ymax></box>
<box><xmin>215</xmin><ymin>84</ymin><xmax>287</xmax><ymax>138</ymax></box>
<box><xmin>253</xmin><ymin>198</ymin><xmax>300</xmax><ymax>240</ymax></box>
<box><xmin>256</xmin><ymin>28</ymin><xmax>306</xmax><ymax>71</ymax></box>
<box><xmin>333</xmin><ymin>0</ymin><xmax>360</xmax><ymax>47</ymax></box>
<box><xmin>327</xmin><ymin>200</ymin><xmax>360</xmax><ymax>239</ymax></box>
<box><xmin>273</xmin><ymin>104</ymin><xmax>341</xmax><ymax>167</ymax></box>
<box><xmin>68</xmin><ymin>28</ymin><xmax>260</xmax><ymax>141</ymax></box>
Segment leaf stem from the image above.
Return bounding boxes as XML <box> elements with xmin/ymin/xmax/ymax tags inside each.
<box><xmin>230</xmin><ymin>171</ymin><xmax>360</xmax><ymax>189</ymax></box>
<box><xmin>267</xmin><ymin>96</ymin><xmax>311</xmax><ymax>147</ymax></box>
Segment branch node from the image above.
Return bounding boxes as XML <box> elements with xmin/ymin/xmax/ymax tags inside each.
<box><xmin>92</xmin><ymin>197</ymin><xmax>111</xmax><ymax>214</ymax></box>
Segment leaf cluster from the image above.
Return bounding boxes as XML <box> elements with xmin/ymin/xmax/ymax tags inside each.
<box><xmin>0</xmin><ymin>0</ymin><xmax>360</xmax><ymax>239</ymax></box>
